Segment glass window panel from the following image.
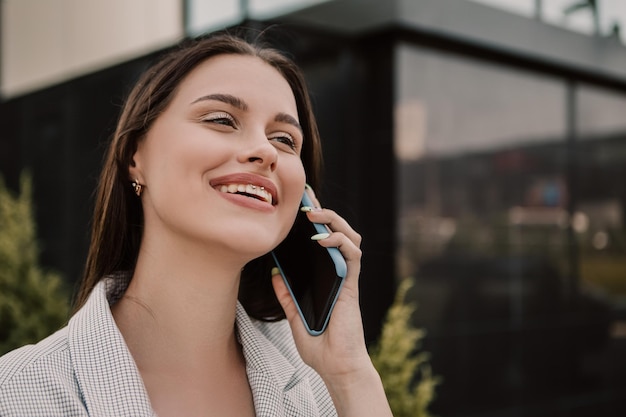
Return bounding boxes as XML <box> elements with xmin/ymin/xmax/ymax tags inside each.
<box><xmin>577</xmin><ymin>84</ymin><xmax>626</xmax><ymax>138</ymax></box>
<box><xmin>186</xmin><ymin>0</ymin><xmax>240</xmax><ymax>36</ymax></box>
<box><xmin>575</xmin><ymin>84</ymin><xmax>626</xmax><ymax>307</ymax></box>
<box><xmin>395</xmin><ymin>43</ymin><xmax>580</xmax><ymax>415</ymax></box>
<box><xmin>395</xmin><ymin>44</ymin><xmax>568</xmax><ymax>277</ymax></box>
<box><xmin>568</xmin><ymin>82</ymin><xmax>626</xmax><ymax>417</ymax></box>
<box><xmin>185</xmin><ymin>0</ymin><xmax>332</xmax><ymax>35</ymax></box>
<box><xmin>248</xmin><ymin>0</ymin><xmax>331</xmax><ymax>19</ymax></box>
<box><xmin>396</xmin><ymin>46</ymin><xmax>566</xmax><ymax>160</ymax></box>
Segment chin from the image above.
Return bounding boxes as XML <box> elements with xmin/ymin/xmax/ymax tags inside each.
<box><xmin>223</xmin><ymin>229</ymin><xmax>287</xmax><ymax>258</ymax></box>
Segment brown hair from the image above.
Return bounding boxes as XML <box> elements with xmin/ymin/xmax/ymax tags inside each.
<box><xmin>73</xmin><ymin>32</ymin><xmax>323</xmax><ymax>319</ymax></box>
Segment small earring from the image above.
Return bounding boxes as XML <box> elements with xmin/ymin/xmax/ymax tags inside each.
<box><xmin>131</xmin><ymin>179</ymin><xmax>143</xmax><ymax>197</ymax></box>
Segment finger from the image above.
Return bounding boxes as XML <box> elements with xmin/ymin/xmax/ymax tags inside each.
<box><xmin>271</xmin><ymin>268</ymin><xmax>296</xmax><ymax>316</ymax></box>
<box><xmin>271</xmin><ymin>270</ymin><xmax>318</xmax><ymax>345</ymax></box>
<box><xmin>314</xmin><ymin>231</ymin><xmax>362</xmax><ymax>264</ymax></box>
<box><xmin>302</xmin><ymin>185</ymin><xmax>361</xmax><ymax>246</ymax></box>
<box><xmin>304</xmin><ymin>208</ymin><xmax>362</xmax><ymax>247</ymax></box>
<box><xmin>270</xmin><ymin>268</ymin><xmax>307</xmax><ymax>331</ymax></box>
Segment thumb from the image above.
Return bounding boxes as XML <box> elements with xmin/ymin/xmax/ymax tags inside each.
<box><xmin>271</xmin><ymin>268</ymin><xmax>300</xmax><ymax>326</ymax></box>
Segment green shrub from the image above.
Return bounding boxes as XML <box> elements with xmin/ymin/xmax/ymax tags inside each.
<box><xmin>370</xmin><ymin>278</ymin><xmax>441</xmax><ymax>417</ymax></box>
<box><xmin>0</xmin><ymin>173</ymin><xmax>69</xmax><ymax>355</ymax></box>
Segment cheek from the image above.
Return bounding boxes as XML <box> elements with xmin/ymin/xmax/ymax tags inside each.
<box><xmin>278</xmin><ymin>159</ymin><xmax>306</xmax><ymax>227</ymax></box>
<box><xmin>146</xmin><ymin>127</ymin><xmax>227</xmax><ymax>180</ymax></box>
<box><xmin>285</xmin><ymin>159</ymin><xmax>307</xmax><ymax>197</ymax></box>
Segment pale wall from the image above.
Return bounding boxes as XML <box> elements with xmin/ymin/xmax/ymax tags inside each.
<box><xmin>1</xmin><ymin>0</ymin><xmax>183</xmax><ymax>98</ymax></box>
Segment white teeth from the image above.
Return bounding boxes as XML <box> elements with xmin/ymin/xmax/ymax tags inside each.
<box><xmin>217</xmin><ymin>183</ymin><xmax>273</xmax><ymax>205</ymax></box>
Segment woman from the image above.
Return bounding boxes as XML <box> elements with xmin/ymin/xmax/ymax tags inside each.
<box><xmin>0</xmin><ymin>33</ymin><xmax>392</xmax><ymax>416</ymax></box>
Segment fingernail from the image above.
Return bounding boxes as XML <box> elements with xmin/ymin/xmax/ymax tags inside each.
<box><xmin>305</xmin><ymin>183</ymin><xmax>313</xmax><ymax>191</ymax></box>
<box><xmin>311</xmin><ymin>233</ymin><xmax>330</xmax><ymax>241</ymax></box>
<box><xmin>300</xmin><ymin>206</ymin><xmax>322</xmax><ymax>213</ymax></box>
<box><xmin>271</xmin><ymin>267</ymin><xmax>280</xmax><ymax>276</ymax></box>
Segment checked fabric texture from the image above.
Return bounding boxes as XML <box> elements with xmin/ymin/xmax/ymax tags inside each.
<box><xmin>0</xmin><ymin>276</ymin><xmax>337</xmax><ymax>416</ymax></box>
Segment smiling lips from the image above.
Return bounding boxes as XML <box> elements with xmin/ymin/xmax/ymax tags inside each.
<box><xmin>218</xmin><ymin>183</ymin><xmax>273</xmax><ymax>205</ymax></box>
<box><xmin>210</xmin><ymin>174</ymin><xmax>278</xmax><ymax>207</ymax></box>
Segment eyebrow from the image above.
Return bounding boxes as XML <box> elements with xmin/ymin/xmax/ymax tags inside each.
<box><xmin>192</xmin><ymin>93</ymin><xmax>303</xmax><ymax>133</ymax></box>
<box><xmin>191</xmin><ymin>93</ymin><xmax>248</xmax><ymax>111</ymax></box>
<box><xmin>275</xmin><ymin>112</ymin><xmax>303</xmax><ymax>133</ymax></box>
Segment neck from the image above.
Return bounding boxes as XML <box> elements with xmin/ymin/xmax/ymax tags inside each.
<box><xmin>111</xmin><ymin>227</ymin><xmax>250</xmax><ymax>374</ymax></box>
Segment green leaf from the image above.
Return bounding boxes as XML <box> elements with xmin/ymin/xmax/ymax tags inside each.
<box><xmin>0</xmin><ymin>172</ymin><xmax>70</xmax><ymax>355</ymax></box>
<box><xmin>369</xmin><ymin>277</ymin><xmax>441</xmax><ymax>417</ymax></box>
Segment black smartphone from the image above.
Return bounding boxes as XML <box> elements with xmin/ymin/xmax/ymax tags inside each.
<box><xmin>271</xmin><ymin>191</ymin><xmax>347</xmax><ymax>335</ymax></box>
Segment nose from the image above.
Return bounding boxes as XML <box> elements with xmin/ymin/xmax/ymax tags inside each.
<box><xmin>238</xmin><ymin>135</ymin><xmax>278</xmax><ymax>171</ymax></box>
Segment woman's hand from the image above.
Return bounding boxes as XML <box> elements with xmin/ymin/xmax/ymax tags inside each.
<box><xmin>271</xmin><ymin>188</ymin><xmax>392</xmax><ymax>417</ymax></box>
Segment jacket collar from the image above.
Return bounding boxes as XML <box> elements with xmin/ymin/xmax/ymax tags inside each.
<box><xmin>68</xmin><ymin>278</ymin><xmax>315</xmax><ymax>417</ymax></box>
<box><xmin>68</xmin><ymin>278</ymin><xmax>154</xmax><ymax>416</ymax></box>
<box><xmin>236</xmin><ymin>304</ymin><xmax>317</xmax><ymax>416</ymax></box>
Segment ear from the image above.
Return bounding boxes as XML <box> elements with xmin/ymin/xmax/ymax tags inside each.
<box><xmin>128</xmin><ymin>142</ymin><xmax>144</xmax><ymax>183</ymax></box>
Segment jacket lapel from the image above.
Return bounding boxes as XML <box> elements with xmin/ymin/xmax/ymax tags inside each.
<box><xmin>68</xmin><ymin>281</ymin><xmax>322</xmax><ymax>416</ymax></box>
<box><xmin>68</xmin><ymin>280</ymin><xmax>155</xmax><ymax>417</ymax></box>
<box><xmin>236</xmin><ymin>303</ymin><xmax>321</xmax><ymax>417</ymax></box>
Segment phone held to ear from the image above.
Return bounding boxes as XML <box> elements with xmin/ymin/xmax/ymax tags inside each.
<box><xmin>271</xmin><ymin>191</ymin><xmax>348</xmax><ymax>336</ymax></box>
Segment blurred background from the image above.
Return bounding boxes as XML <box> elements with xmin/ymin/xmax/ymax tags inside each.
<box><xmin>1</xmin><ymin>0</ymin><xmax>626</xmax><ymax>416</ymax></box>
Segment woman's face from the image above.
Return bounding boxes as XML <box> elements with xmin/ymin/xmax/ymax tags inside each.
<box><xmin>130</xmin><ymin>54</ymin><xmax>306</xmax><ymax>259</ymax></box>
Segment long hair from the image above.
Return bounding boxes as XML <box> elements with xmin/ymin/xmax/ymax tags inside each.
<box><xmin>73</xmin><ymin>32</ymin><xmax>323</xmax><ymax>319</ymax></box>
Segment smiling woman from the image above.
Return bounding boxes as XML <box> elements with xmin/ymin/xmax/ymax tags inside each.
<box><xmin>0</xmin><ymin>32</ymin><xmax>392</xmax><ymax>417</ymax></box>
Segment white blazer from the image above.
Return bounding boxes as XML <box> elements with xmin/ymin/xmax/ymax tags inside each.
<box><xmin>0</xmin><ymin>277</ymin><xmax>337</xmax><ymax>416</ymax></box>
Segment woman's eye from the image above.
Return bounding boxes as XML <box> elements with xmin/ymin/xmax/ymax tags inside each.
<box><xmin>202</xmin><ymin>112</ymin><xmax>236</xmax><ymax>127</ymax></box>
<box><xmin>269</xmin><ymin>133</ymin><xmax>297</xmax><ymax>150</ymax></box>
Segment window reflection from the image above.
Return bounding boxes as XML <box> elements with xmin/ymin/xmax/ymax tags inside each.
<box><xmin>395</xmin><ymin>44</ymin><xmax>622</xmax><ymax>415</ymax></box>
<box><xmin>395</xmin><ymin>45</ymin><xmax>566</xmax><ymax>160</ymax></box>
<box><xmin>395</xmin><ymin>45</ymin><xmax>568</xmax><ymax>281</ymax></box>
<box><xmin>577</xmin><ymin>85</ymin><xmax>626</xmax><ymax>137</ymax></box>
<box><xmin>575</xmin><ymin>85</ymin><xmax>626</xmax><ymax>309</ymax></box>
